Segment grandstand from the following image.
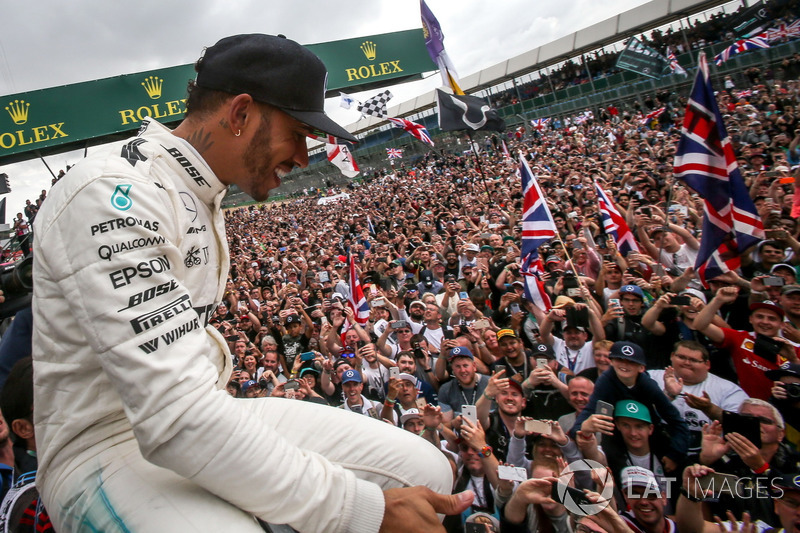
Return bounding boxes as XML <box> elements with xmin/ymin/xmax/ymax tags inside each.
<box><xmin>222</xmin><ymin>0</ymin><xmax>799</xmax><ymax>206</ymax></box>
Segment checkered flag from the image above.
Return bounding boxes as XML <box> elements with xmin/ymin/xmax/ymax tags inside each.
<box><xmin>357</xmin><ymin>90</ymin><xmax>393</xmax><ymax>118</ymax></box>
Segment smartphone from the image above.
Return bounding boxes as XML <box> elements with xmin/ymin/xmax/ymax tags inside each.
<box><xmin>372</xmin><ymin>297</ymin><xmax>386</xmax><ymax>307</ymax></box>
<box><xmin>494</xmin><ymin>365</ymin><xmax>506</xmax><ymax>375</ymax></box>
<box><xmin>509</xmin><ymin>303</ymin><xmax>521</xmax><ymax>314</ymax></box>
<box><xmin>669</xmin><ymin>295</ymin><xmax>692</xmax><ymax>306</ymax></box>
<box><xmin>551</xmin><ymin>482</ymin><xmax>593</xmax><ymax>506</ymax></box>
<box><xmin>763</xmin><ymin>276</ymin><xmax>786</xmax><ymax>287</ymax></box>
<box><xmin>596</xmin><ymin>400</ymin><xmax>614</xmax><ymax>418</ymax></box>
<box><xmin>536</xmin><ymin>358</ymin><xmax>548</xmax><ymax>369</ymax></box>
<box><xmin>465</xmin><ymin>524</ymin><xmax>487</xmax><ymax>533</ymax></box>
<box><xmin>497</xmin><ymin>465</ymin><xmax>528</xmax><ymax>482</ymax></box>
<box><xmin>462</xmin><ymin>405</ymin><xmax>478</xmax><ymax>425</ymax></box>
<box><xmin>524</xmin><ymin>419</ymin><xmax>552</xmax><ymax>435</ymax></box>
<box><xmin>389</xmin><ymin>366</ymin><xmax>400</xmax><ymax>379</ymax></box>
<box><xmin>415</xmin><ymin>398</ymin><xmax>428</xmax><ymax>409</ymax></box>
<box><xmin>609</xmin><ymin>298</ymin><xmax>621</xmax><ymax>309</ymax></box>
<box><xmin>284</xmin><ymin>380</ymin><xmax>300</xmax><ymax>391</ymax></box>
<box><xmin>722</xmin><ymin>410</ymin><xmax>762</xmax><ymax>448</ymax></box>
<box><xmin>641</xmin><ymin>207</ymin><xmax>652</xmax><ymax>217</ymax></box>
<box><xmin>300</xmin><ymin>352</ymin><xmax>316</xmax><ymax>362</ymax></box>
<box><xmin>225</xmin><ymin>335</ymin><xmax>240</xmax><ymax>342</ymax></box>
<box><xmin>473</xmin><ymin>318</ymin><xmax>490</xmax><ymax>329</ymax></box>
<box><xmin>459</xmin><ymin>292</ymin><xmax>469</xmax><ymax>300</ymax></box>
<box><xmin>391</xmin><ymin>320</ymin><xmax>408</xmax><ymax>330</ymax></box>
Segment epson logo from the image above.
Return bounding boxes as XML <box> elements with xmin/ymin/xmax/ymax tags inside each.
<box><xmin>130</xmin><ymin>294</ymin><xmax>192</xmax><ymax>334</ymax></box>
<box><xmin>119</xmin><ymin>279</ymin><xmax>180</xmax><ymax>311</ymax></box>
<box><xmin>110</xmin><ymin>255</ymin><xmax>171</xmax><ymax>289</ymax></box>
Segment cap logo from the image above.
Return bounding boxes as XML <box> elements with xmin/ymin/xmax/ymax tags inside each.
<box><xmin>538</xmin><ymin>345</ymin><xmax>547</xmax><ymax>352</ymax></box>
<box><xmin>626</xmin><ymin>403</ymin><xmax>639</xmax><ymax>414</ymax></box>
<box><xmin>623</xmin><ymin>286</ymin><xmax>633</xmax><ymax>292</ymax></box>
<box><xmin>452</xmin><ymin>347</ymin><xmax>462</xmax><ymax>354</ymax></box>
<box><xmin>621</xmin><ymin>345</ymin><xmax>635</xmax><ymax>356</ymax></box>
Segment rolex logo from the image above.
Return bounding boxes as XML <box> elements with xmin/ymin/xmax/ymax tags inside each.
<box><xmin>5</xmin><ymin>100</ymin><xmax>29</xmax><ymax>125</ymax></box>
<box><xmin>141</xmin><ymin>76</ymin><xmax>163</xmax><ymax>99</ymax></box>
<box><xmin>360</xmin><ymin>41</ymin><xmax>377</xmax><ymax>61</ymax></box>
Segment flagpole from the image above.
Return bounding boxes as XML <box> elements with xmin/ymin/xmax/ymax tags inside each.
<box><xmin>466</xmin><ymin>130</ymin><xmax>491</xmax><ymax>196</ymax></box>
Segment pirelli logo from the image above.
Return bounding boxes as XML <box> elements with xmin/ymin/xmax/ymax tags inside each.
<box><xmin>130</xmin><ymin>294</ymin><xmax>192</xmax><ymax>334</ymax></box>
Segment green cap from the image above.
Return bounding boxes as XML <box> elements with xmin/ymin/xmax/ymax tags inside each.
<box><xmin>614</xmin><ymin>400</ymin><xmax>651</xmax><ymax>423</ymax></box>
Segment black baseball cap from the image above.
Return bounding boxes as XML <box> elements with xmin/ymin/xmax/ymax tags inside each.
<box><xmin>195</xmin><ymin>34</ymin><xmax>357</xmax><ymax>142</ymax></box>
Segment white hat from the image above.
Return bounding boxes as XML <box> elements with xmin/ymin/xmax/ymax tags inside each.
<box><xmin>400</xmin><ymin>408</ymin><xmax>421</xmax><ymax>425</ymax></box>
<box><xmin>621</xmin><ymin>466</ymin><xmax>660</xmax><ymax>493</ymax></box>
<box><xmin>464</xmin><ymin>243</ymin><xmax>480</xmax><ymax>253</ymax></box>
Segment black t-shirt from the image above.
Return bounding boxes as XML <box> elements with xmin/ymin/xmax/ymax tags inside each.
<box><xmin>281</xmin><ymin>333</ymin><xmax>309</xmax><ymax>370</ymax></box>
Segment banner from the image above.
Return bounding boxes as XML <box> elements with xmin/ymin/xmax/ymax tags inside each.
<box><xmin>615</xmin><ymin>37</ymin><xmax>669</xmax><ymax>79</ymax></box>
<box><xmin>0</xmin><ymin>29</ymin><xmax>436</xmax><ymax>164</ymax></box>
<box><xmin>728</xmin><ymin>1</ymin><xmax>771</xmax><ymax>38</ymax></box>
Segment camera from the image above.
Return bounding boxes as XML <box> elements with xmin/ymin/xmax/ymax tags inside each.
<box><xmin>413</xmin><ymin>341</ymin><xmax>425</xmax><ymax>359</ymax></box>
<box><xmin>782</xmin><ymin>382</ymin><xmax>800</xmax><ymax>400</ymax></box>
<box><xmin>0</xmin><ymin>256</ymin><xmax>33</xmax><ymax>320</ymax></box>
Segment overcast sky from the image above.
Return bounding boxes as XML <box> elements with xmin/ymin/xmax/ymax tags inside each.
<box><xmin>0</xmin><ymin>0</ymin><xmax>653</xmax><ymax>217</ymax></box>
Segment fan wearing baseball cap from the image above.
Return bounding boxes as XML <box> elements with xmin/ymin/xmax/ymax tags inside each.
<box><xmin>572</xmin><ymin>342</ymin><xmax>689</xmax><ymax>477</ymax></box>
<box><xmin>31</xmin><ymin>34</ymin><xmax>469</xmax><ymax>533</ymax></box>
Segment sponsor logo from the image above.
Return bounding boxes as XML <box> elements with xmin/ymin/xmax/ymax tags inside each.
<box><xmin>186</xmin><ymin>225</ymin><xmax>206</xmax><ymax>234</ymax></box>
<box><xmin>621</xmin><ymin>345</ymin><xmax>635</xmax><ymax>356</ymax></box>
<box><xmin>111</xmin><ymin>184</ymin><xmax>133</xmax><ymax>211</ymax></box>
<box><xmin>138</xmin><ymin>317</ymin><xmax>200</xmax><ymax>354</ymax></box>
<box><xmin>360</xmin><ymin>40</ymin><xmax>377</xmax><ymax>60</ymax></box>
<box><xmin>99</xmin><ymin>235</ymin><xmax>165</xmax><ymax>261</ymax></box>
<box><xmin>184</xmin><ymin>246</ymin><xmax>209</xmax><ymax>268</ymax></box>
<box><xmin>5</xmin><ymin>100</ymin><xmax>29</xmax><ymax>124</ymax></box>
<box><xmin>0</xmin><ymin>99</ymin><xmax>69</xmax><ymax>151</ymax></box>
<box><xmin>193</xmin><ymin>303</ymin><xmax>217</xmax><ymax>327</ymax></box>
<box><xmin>741</xmin><ymin>357</ymin><xmax>772</xmax><ymax>372</ymax></box>
<box><xmin>141</xmin><ymin>76</ymin><xmax>163</xmax><ymax>99</ymax></box>
<box><xmin>119</xmin><ymin>279</ymin><xmax>180</xmax><ymax>311</ymax></box>
<box><xmin>164</xmin><ymin>147</ymin><xmax>209</xmax><ymax>187</ymax></box>
<box><xmin>120</xmin><ymin>138</ymin><xmax>148</xmax><ymax>167</ymax></box>
<box><xmin>742</xmin><ymin>338</ymin><xmax>755</xmax><ymax>351</ymax></box>
<box><xmin>109</xmin><ymin>255</ymin><xmax>171</xmax><ymax>289</ymax></box>
<box><xmin>130</xmin><ymin>294</ymin><xmax>192</xmax><ymax>334</ymax></box>
<box><xmin>179</xmin><ymin>192</ymin><xmax>197</xmax><ymax>222</ymax></box>
<box><xmin>91</xmin><ymin>216</ymin><xmax>159</xmax><ymax>236</ymax></box>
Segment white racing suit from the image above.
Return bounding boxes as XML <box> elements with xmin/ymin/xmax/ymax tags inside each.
<box><xmin>32</xmin><ymin>118</ymin><xmax>450</xmax><ymax>532</ymax></box>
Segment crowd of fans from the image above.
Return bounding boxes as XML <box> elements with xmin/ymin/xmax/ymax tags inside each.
<box><xmin>490</xmin><ymin>0</ymin><xmax>799</xmax><ymax>108</ymax></box>
<box><xmin>206</xmin><ymin>68</ymin><xmax>800</xmax><ymax>532</ymax></box>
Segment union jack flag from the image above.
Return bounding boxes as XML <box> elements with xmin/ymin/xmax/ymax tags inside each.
<box><xmin>596</xmin><ymin>183</ymin><xmax>639</xmax><ymax>255</ymax></box>
<box><xmin>531</xmin><ymin>118</ymin><xmax>549</xmax><ymax>132</ymax></box>
<box><xmin>386</xmin><ymin>148</ymin><xmax>403</xmax><ymax>159</ymax></box>
<box><xmin>518</xmin><ymin>153</ymin><xmax>555</xmax><ymax>312</ymax></box>
<box><xmin>387</xmin><ymin>117</ymin><xmax>434</xmax><ymax>147</ymax></box>
<box><xmin>767</xmin><ymin>19</ymin><xmax>800</xmax><ymax>42</ymax></box>
<box><xmin>501</xmin><ymin>140</ymin><xmax>511</xmax><ymax>159</ymax></box>
<box><xmin>667</xmin><ymin>48</ymin><xmax>687</xmax><ymax>76</ymax></box>
<box><xmin>347</xmin><ymin>254</ymin><xmax>370</xmax><ymax>326</ymax></box>
<box><xmin>673</xmin><ymin>53</ymin><xmax>765</xmax><ymax>286</ymax></box>
<box><xmin>640</xmin><ymin>107</ymin><xmax>665</xmax><ymax>125</ymax></box>
<box><xmin>713</xmin><ymin>33</ymin><xmax>770</xmax><ymax>66</ymax></box>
